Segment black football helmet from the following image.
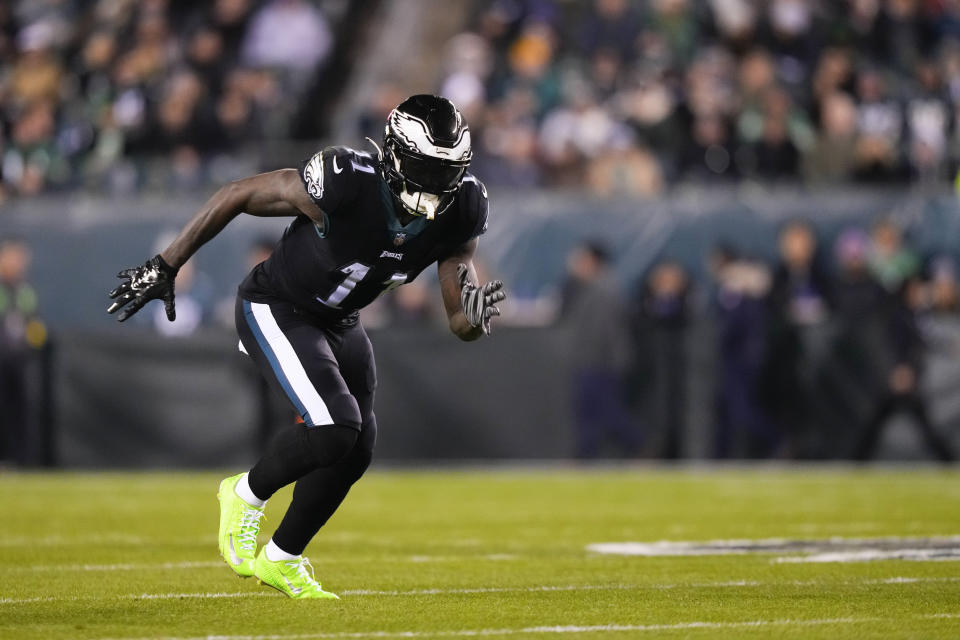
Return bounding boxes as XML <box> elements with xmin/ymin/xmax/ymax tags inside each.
<box><xmin>374</xmin><ymin>94</ymin><xmax>472</xmax><ymax>219</ymax></box>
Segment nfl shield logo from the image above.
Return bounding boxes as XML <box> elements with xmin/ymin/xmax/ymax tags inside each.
<box><xmin>393</xmin><ymin>233</ymin><xmax>406</xmax><ymax>246</ymax></box>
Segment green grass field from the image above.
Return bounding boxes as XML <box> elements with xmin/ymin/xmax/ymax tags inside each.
<box><xmin>2</xmin><ymin>466</ymin><xmax>959</xmax><ymax>639</ymax></box>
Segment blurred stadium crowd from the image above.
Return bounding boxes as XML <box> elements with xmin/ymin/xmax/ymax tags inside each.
<box><xmin>6</xmin><ymin>1</ymin><xmax>960</xmax><ymax>199</ymax></box>
<box><xmin>0</xmin><ymin>0</ymin><xmax>336</xmax><ymax>200</ymax></box>
<box><xmin>439</xmin><ymin>0</ymin><xmax>960</xmax><ymax>192</ymax></box>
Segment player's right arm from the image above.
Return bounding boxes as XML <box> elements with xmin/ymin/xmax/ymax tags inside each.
<box><xmin>107</xmin><ymin>169</ymin><xmax>323</xmax><ymax>322</ymax></box>
<box><xmin>160</xmin><ymin>169</ymin><xmax>323</xmax><ymax>269</ymax></box>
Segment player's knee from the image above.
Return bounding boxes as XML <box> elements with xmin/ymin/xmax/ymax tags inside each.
<box><xmin>304</xmin><ymin>423</ymin><xmax>358</xmax><ymax>467</ymax></box>
<box><xmin>314</xmin><ymin>392</ymin><xmax>361</xmax><ymax>430</ymax></box>
<box><xmin>345</xmin><ymin>419</ymin><xmax>376</xmax><ymax>482</ymax></box>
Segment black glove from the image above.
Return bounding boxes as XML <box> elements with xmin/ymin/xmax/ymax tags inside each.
<box><xmin>457</xmin><ymin>263</ymin><xmax>505</xmax><ymax>335</ymax></box>
<box><xmin>107</xmin><ymin>254</ymin><xmax>178</xmax><ymax>322</ymax></box>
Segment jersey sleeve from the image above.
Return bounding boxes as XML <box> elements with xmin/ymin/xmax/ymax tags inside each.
<box><xmin>300</xmin><ymin>146</ymin><xmax>370</xmax><ymax>215</ymax></box>
<box><xmin>457</xmin><ymin>175</ymin><xmax>490</xmax><ymax>243</ymax></box>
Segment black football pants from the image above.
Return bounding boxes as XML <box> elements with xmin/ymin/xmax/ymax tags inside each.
<box><xmin>236</xmin><ymin>296</ymin><xmax>377</xmax><ymax>554</ymax></box>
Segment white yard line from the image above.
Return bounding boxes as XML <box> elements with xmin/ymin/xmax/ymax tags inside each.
<box><xmin>775</xmin><ymin>549</ymin><xmax>960</xmax><ymax>563</ymax></box>
<box><xmin>15</xmin><ymin>560</ymin><xmax>226</xmax><ymax>572</ymax></box>
<box><xmin>0</xmin><ymin>534</ymin><xmax>215</xmax><ymax>547</ymax></box>
<box><xmin>586</xmin><ymin>535</ymin><xmax>960</xmax><ymax>557</ymax></box>
<box><xmin>2</xmin><ymin>577</ymin><xmax>958</xmax><ymax>606</ymax></box>
<box><xmin>98</xmin><ymin>613</ymin><xmax>960</xmax><ymax>640</ymax></box>
<box><xmin>6</xmin><ymin>555</ymin><xmax>519</xmax><ymax>574</ymax></box>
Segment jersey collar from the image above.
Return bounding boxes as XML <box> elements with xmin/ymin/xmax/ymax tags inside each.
<box><xmin>378</xmin><ymin>178</ymin><xmax>430</xmax><ymax>238</ymax></box>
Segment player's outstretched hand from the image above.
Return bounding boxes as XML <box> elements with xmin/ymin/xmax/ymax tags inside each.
<box><xmin>457</xmin><ymin>263</ymin><xmax>505</xmax><ymax>335</ymax></box>
<box><xmin>107</xmin><ymin>255</ymin><xmax>178</xmax><ymax>322</ymax></box>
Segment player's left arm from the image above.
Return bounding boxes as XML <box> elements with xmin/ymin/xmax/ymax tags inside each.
<box><xmin>438</xmin><ymin>238</ymin><xmax>506</xmax><ymax>341</ymax></box>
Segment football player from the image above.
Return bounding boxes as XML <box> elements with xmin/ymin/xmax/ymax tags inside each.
<box><xmin>107</xmin><ymin>95</ymin><xmax>505</xmax><ymax>598</ymax></box>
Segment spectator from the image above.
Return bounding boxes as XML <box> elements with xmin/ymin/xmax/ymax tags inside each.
<box><xmin>709</xmin><ymin>245</ymin><xmax>775</xmax><ymax>458</ymax></box>
<box><xmin>644</xmin><ymin>0</ymin><xmax>700</xmax><ymax>69</ymax></box>
<box><xmin>868</xmin><ymin>219</ymin><xmax>920</xmax><ymax>292</ymax></box>
<box><xmin>241</xmin><ymin>0</ymin><xmax>331</xmax><ymax>90</ymax></box>
<box><xmin>770</xmin><ymin>220</ymin><xmax>832</xmax><ymax>326</ymax></box>
<box><xmin>560</xmin><ymin>241</ymin><xmax>639</xmax><ymax>458</ymax></box>
<box><xmin>210</xmin><ymin>0</ymin><xmax>255</xmax><ymax>59</ymax></box>
<box><xmin>439</xmin><ymin>32</ymin><xmax>493</xmax><ymax>124</ymax></box>
<box><xmin>851</xmin><ymin>276</ymin><xmax>955</xmax><ymax>462</ymax></box>
<box><xmin>186</xmin><ymin>23</ymin><xmax>229</xmax><ymax>94</ymax></box>
<box><xmin>0</xmin><ymin>238</ymin><xmax>45</xmax><ymax>466</ymax></box>
<box><xmin>502</xmin><ymin>21</ymin><xmax>560</xmax><ymax>116</ymax></box>
<box><xmin>827</xmin><ymin>227</ymin><xmax>891</xmax><ymax>451</ymax></box>
<box><xmin>805</xmin><ymin>91</ymin><xmax>859</xmax><ymax>183</ymax></box>
<box><xmin>579</xmin><ymin>0</ymin><xmax>641</xmax><ymax>60</ymax></box>
<box><xmin>3</xmin><ymin>100</ymin><xmax>61</xmax><ymax>195</ymax></box>
<box><xmin>586</xmin><ymin>143</ymin><xmax>665</xmax><ymax>196</ymax></box>
<box><xmin>763</xmin><ymin>221</ymin><xmax>832</xmax><ymax>456</ymax></box>
<box><xmin>9</xmin><ymin>23</ymin><xmax>63</xmax><ymax>108</ymax></box>
<box><xmin>747</xmin><ymin>100</ymin><xmax>801</xmax><ymax>180</ymax></box>
<box><xmin>477</xmin><ymin>87</ymin><xmax>543</xmax><ymax>187</ymax></box>
<box><xmin>906</xmin><ymin>60</ymin><xmax>950</xmax><ymax>182</ymax></box>
<box><xmin>708</xmin><ymin>0</ymin><xmax>759</xmax><ymax>53</ymax></box>
<box><xmin>680</xmin><ymin>114</ymin><xmax>737</xmax><ymax>181</ymax></box>
<box><xmin>854</xmin><ymin>70</ymin><xmax>906</xmax><ymax>182</ymax></box>
<box><xmin>634</xmin><ymin>259</ymin><xmax>690</xmax><ymax>459</ymax></box>
<box><xmin>928</xmin><ymin>254</ymin><xmax>959</xmax><ymax>313</ymax></box>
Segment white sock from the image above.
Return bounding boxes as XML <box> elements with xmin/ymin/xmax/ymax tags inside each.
<box><xmin>265</xmin><ymin>538</ymin><xmax>299</xmax><ymax>562</ymax></box>
<box><xmin>234</xmin><ymin>472</ymin><xmax>266</xmax><ymax>508</ymax></box>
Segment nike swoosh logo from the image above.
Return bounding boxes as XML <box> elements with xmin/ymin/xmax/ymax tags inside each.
<box><xmin>283</xmin><ymin>577</ymin><xmax>303</xmax><ymax>595</ymax></box>
<box><xmin>332</xmin><ymin>156</ymin><xmax>343</xmax><ymax>174</ymax></box>
<box><xmin>227</xmin><ymin>534</ymin><xmax>243</xmax><ymax>566</ymax></box>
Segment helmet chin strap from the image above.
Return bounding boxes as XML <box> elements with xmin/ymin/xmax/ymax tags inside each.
<box><xmin>365</xmin><ymin>137</ymin><xmax>384</xmax><ymax>161</ymax></box>
<box><xmin>399</xmin><ymin>189</ymin><xmax>441</xmax><ymax>220</ymax></box>
<box><xmin>373</xmin><ymin>135</ymin><xmax>448</xmax><ymax>220</ymax></box>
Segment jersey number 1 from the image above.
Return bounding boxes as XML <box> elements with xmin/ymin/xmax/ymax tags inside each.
<box><xmin>318</xmin><ymin>262</ymin><xmax>407</xmax><ymax>308</ymax></box>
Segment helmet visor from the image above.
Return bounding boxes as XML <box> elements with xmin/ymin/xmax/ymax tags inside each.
<box><xmin>396</xmin><ymin>149</ymin><xmax>468</xmax><ymax>194</ymax></box>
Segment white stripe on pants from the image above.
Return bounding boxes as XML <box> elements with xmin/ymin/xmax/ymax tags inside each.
<box><xmin>248</xmin><ymin>301</ymin><xmax>334</xmax><ymax>426</ymax></box>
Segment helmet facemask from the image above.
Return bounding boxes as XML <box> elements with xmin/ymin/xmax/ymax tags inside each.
<box><xmin>383</xmin><ymin>139</ymin><xmax>469</xmax><ymax>219</ymax></box>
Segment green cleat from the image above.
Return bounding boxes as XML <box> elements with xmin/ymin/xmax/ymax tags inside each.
<box><xmin>254</xmin><ymin>550</ymin><xmax>340</xmax><ymax>599</ymax></box>
<box><xmin>217</xmin><ymin>473</ymin><xmax>265</xmax><ymax>578</ymax></box>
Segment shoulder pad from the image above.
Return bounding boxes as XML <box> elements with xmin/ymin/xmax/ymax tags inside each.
<box><xmin>300</xmin><ymin>146</ymin><xmax>377</xmax><ymax>212</ymax></box>
<box><xmin>458</xmin><ymin>174</ymin><xmax>489</xmax><ymax>239</ymax></box>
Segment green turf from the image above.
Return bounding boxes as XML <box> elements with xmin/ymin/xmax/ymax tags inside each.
<box><xmin>2</xmin><ymin>466</ymin><xmax>959</xmax><ymax>639</ymax></box>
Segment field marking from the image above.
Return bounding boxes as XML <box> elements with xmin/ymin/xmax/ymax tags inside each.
<box><xmin>100</xmin><ymin>613</ymin><xmax>960</xmax><ymax>640</ymax></box>
<box><xmin>0</xmin><ymin>534</ymin><xmax>215</xmax><ymax>547</ymax></box>
<box><xmin>776</xmin><ymin>549</ymin><xmax>960</xmax><ymax>563</ymax></box>
<box><xmin>587</xmin><ymin>535</ymin><xmax>960</xmax><ymax>555</ymax></box>
<box><xmin>13</xmin><ymin>560</ymin><xmax>226</xmax><ymax>573</ymax></box>
<box><xmin>587</xmin><ymin>535</ymin><xmax>960</xmax><ymax>563</ymax></box>
<box><xmin>3</xmin><ymin>577</ymin><xmax>959</xmax><ymax>606</ymax></box>
<box><xmin>5</xmin><ymin>555</ymin><xmax>521</xmax><ymax>574</ymax></box>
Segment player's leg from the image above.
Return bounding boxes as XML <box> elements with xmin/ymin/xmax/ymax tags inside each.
<box><xmin>219</xmin><ymin>297</ymin><xmax>360</xmax><ymax>581</ymax></box>
<box><xmin>250</xmin><ymin>320</ymin><xmax>377</xmax><ymax>598</ymax></box>
<box><xmin>268</xmin><ymin>321</ymin><xmax>378</xmax><ymax>555</ymax></box>
<box><xmin>237</xmin><ymin>298</ymin><xmax>363</xmax><ymax>496</ymax></box>
<box><xmin>270</xmin><ymin>416</ymin><xmax>377</xmax><ymax>553</ymax></box>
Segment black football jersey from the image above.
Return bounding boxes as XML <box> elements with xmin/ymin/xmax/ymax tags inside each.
<box><xmin>238</xmin><ymin>146</ymin><xmax>489</xmax><ymax>324</ymax></box>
